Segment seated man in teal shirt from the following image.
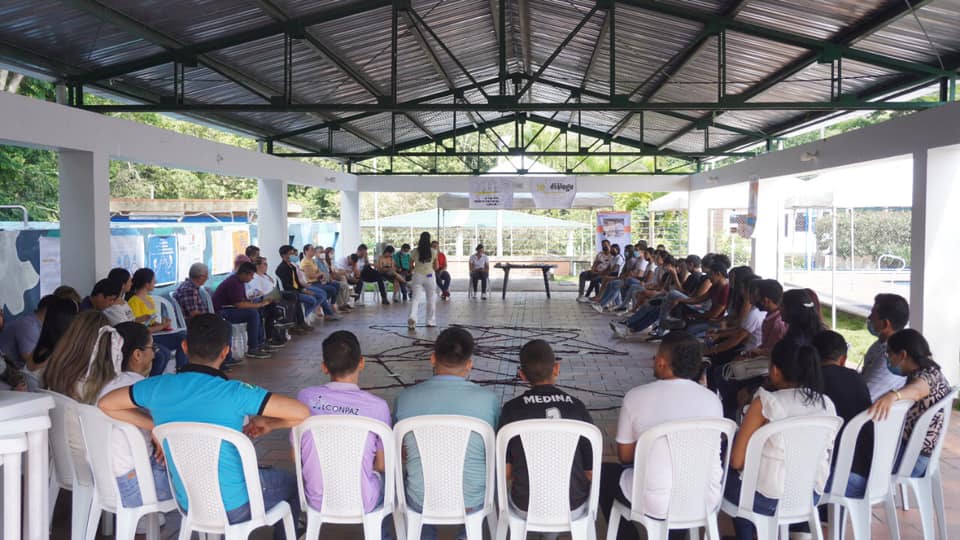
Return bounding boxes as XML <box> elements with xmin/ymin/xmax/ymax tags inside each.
<box><xmin>394</xmin><ymin>327</ymin><xmax>500</xmax><ymax>539</ymax></box>
<box><xmin>99</xmin><ymin>314</ymin><xmax>310</xmax><ymax>539</ymax></box>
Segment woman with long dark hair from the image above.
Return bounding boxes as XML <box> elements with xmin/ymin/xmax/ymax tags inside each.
<box><xmin>407</xmin><ymin>231</ymin><xmax>439</xmax><ymax>329</ymax></box>
<box><xmin>724</xmin><ymin>340</ymin><xmax>836</xmax><ymax>540</ymax></box>
<box><xmin>870</xmin><ymin>329</ymin><xmax>951</xmax><ymax>477</ymax></box>
<box><xmin>780</xmin><ymin>288</ymin><xmax>825</xmax><ymax>346</ymax></box>
<box><xmin>26</xmin><ymin>296</ymin><xmax>79</xmax><ymax>389</ymax></box>
<box><xmin>126</xmin><ymin>267</ymin><xmax>186</xmax><ymax>371</ymax></box>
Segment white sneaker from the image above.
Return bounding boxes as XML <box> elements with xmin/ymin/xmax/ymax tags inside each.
<box><xmin>590</xmin><ymin>303</ymin><xmax>605</xmax><ymax>313</ymax></box>
<box><xmin>393</xmin><ymin>292</ymin><xmax>399</xmax><ymax>302</ymax></box>
<box><xmin>481</xmin><ymin>293</ymin><xmax>487</xmax><ymax>300</ymax></box>
<box><xmin>609</xmin><ymin>321</ymin><xmax>628</xmax><ymax>339</ymax></box>
<box><xmin>407</xmin><ymin>318</ymin><xmax>416</xmax><ymax>329</ymax></box>
<box><xmin>576</xmin><ymin>296</ymin><xmax>590</xmax><ymax>303</ymax></box>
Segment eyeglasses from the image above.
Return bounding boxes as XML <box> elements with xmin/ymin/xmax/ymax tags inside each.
<box><xmin>141</xmin><ymin>344</ymin><xmax>161</xmax><ymax>354</ymax></box>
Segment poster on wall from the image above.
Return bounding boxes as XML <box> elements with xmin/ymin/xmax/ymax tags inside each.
<box><xmin>231</xmin><ymin>229</ymin><xmax>250</xmax><ymax>261</ymax></box>
<box><xmin>469</xmin><ymin>178</ymin><xmax>514</xmax><ymax>209</ymax></box>
<box><xmin>210</xmin><ymin>230</ymin><xmax>234</xmax><ymax>275</ymax></box>
<box><xmin>147</xmin><ymin>235</ymin><xmax>178</xmax><ymax>285</ymax></box>
<box><xmin>739</xmin><ymin>178</ymin><xmax>759</xmax><ymax>238</ymax></box>
<box><xmin>177</xmin><ymin>228</ymin><xmax>206</xmax><ymax>282</ymax></box>
<box><xmin>110</xmin><ymin>235</ymin><xmax>144</xmax><ymax>274</ymax></box>
<box><xmin>530</xmin><ymin>178</ymin><xmax>577</xmax><ymax>208</ymax></box>
<box><xmin>596</xmin><ymin>211</ymin><xmax>631</xmax><ymax>251</ymax></box>
<box><xmin>39</xmin><ymin>236</ymin><xmax>60</xmax><ymax>297</ymax></box>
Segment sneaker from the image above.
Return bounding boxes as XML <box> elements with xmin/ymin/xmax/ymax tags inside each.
<box><xmin>325</xmin><ymin>314</ymin><xmax>343</xmax><ymax>321</ymax></box>
<box><xmin>223</xmin><ymin>356</ymin><xmax>245</xmax><ymax>366</ymax></box>
<box><xmin>590</xmin><ymin>303</ymin><xmax>605</xmax><ymax>313</ymax></box>
<box><xmin>481</xmin><ymin>293</ymin><xmax>487</xmax><ymax>300</ymax></box>
<box><xmin>246</xmin><ymin>349</ymin><xmax>272</xmax><ymax>359</ymax></box>
<box><xmin>576</xmin><ymin>296</ymin><xmax>590</xmax><ymax>303</ymax></box>
<box><xmin>609</xmin><ymin>321</ymin><xmax>628</xmax><ymax>339</ymax></box>
<box><xmin>407</xmin><ymin>318</ymin><xmax>416</xmax><ymax>329</ymax></box>
<box><xmin>262</xmin><ymin>343</ymin><xmax>283</xmax><ymax>351</ymax></box>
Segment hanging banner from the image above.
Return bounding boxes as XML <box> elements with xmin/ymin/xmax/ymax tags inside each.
<box><xmin>596</xmin><ymin>211</ymin><xmax>631</xmax><ymax>251</ymax></box>
<box><xmin>530</xmin><ymin>178</ymin><xmax>577</xmax><ymax>208</ymax></box>
<box><xmin>468</xmin><ymin>178</ymin><xmax>513</xmax><ymax>209</ymax></box>
<box><xmin>38</xmin><ymin>235</ymin><xmax>60</xmax><ymax>297</ymax></box>
<box><xmin>739</xmin><ymin>178</ymin><xmax>759</xmax><ymax>238</ymax></box>
<box><xmin>147</xmin><ymin>235</ymin><xmax>178</xmax><ymax>285</ymax></box>
<box><xmin>110</xmin><ymin>234</ymin><xmax>145</xmax><ymax>274</ymax></box>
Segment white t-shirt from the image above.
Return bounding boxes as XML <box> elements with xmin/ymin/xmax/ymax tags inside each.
<box><xmin>635</xmin><ymin>258</ymin><xmax>649</xmax><ymax>275</ymax></box>
<box><xmin>741</xmin><ymin>307</ymin><xmax>766</xmax><ymax>351</ymax></box>
<box><xmin>469</xmin><ymin>253</ymin><xmax>489</xmax><ymax>271</ymax></box>
<box><xmin>103</xmin><ymin>302</ymin><xmax>135</xmax><ymax>325</ymax></box>
<box><xmin>616</xmin><ymin>378</ymin><xmax>724</xmax><ymax>519</ymax></box>
<box><xmin>98</xmin><ymin>372</ymin><xmax>147</xmax><ymax>476</ymax></box>
<box><xmin>246</xmin><ymin>273</ymin><xmax>275</xmax><ymax>299</ymax></box>
<box><xmin>752</xmin><ymin>388</ymin><xmax>837</xmax><ymax>499</ymax></box>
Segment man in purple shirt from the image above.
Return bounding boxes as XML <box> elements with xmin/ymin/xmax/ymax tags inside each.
<box><xmin>211</xmin><ymin>262</ymin><xmax>272</xmax><ymax>359</ymax></box>
<box><xmin>295</xmin><ymin>330</ymin><xmax>392</xmax><ymax>513</ymax></box>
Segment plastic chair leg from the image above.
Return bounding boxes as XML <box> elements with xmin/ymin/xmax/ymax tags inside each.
<box><xmin>486</xmin><ymin>512</ymin><xmax>498</xmax><ymax>540</ymax></box>
<box><xmin>71</xmin><ymin>485</ymin><xmax>94</xmax><ymax>540</ymax></box>
<box><xmin>115</xmin><ymin>511</ymin><xmax>139</xmax><ymax>540</ymax></box>
<box><xmin>464</xmin><ymin>512</ymin><xmax>485</xmax><ymax>540</ymax></box>
<box><xmin>780</xmin><ymin>524</ymin><xmax>790</xmax><ymax>540</ymax></box>
<box><xmin>644</xmin><ymin>519</ymin><xmax>669</xmax><ymax>540</ymax></box>
<box><xmin>827</xmin><ymin>504</ymin><xmax>841</xmax><ymax>540</ymax></box>
<box><xmin>883</xmin><ymin>492</ymin><xmax>901</xmax><ymax>540</ymax></box>
<box><xmin>845</xmin><ymin>502</ymin><xmax>870</xmax><ymax>540</ymax></box>
<box><xmin>405</xmin><ymin>512</ymin><xmax>422</xmax><ymax>540</ymax></box>
<box><xmin>932</xmin><ymin>472</ymin><xmax>947</xmax><ymax>540</ymax></box>
<box><xmin>495</xmin><ymin>514</ymin><xmax>509</xmax><ymax>540</ymax></box>
<box><xmin>176</xmin><ymin>521</ymin><xmax>191</xmax><ymax>540</ymax></box>
<box><xmin>912</xmin><ymin>479</ymin><xmax>937</xmax><ymax>540</ymax></box>
<box><xmin>281</xmin><ymin>512</ymin><xmax>296</xmax><ymax>540</ymax></box>
<box><xmin>392</xmin><ymin>510</ymin><xmax>407</xmax><ymax>540</ymax></box>
<box><xmin>144</xmin><ymin>513</ymin><xmax>161</xmax><ymax>540</ymax></box>
<box><xmin>304</xmin><ymin>514</ymin><xmax>322</xmax><ymax>540</ymax></box>
<box><xmin>82</xmin><ymin>501</ymin><xmax>101</xmax><ymax>540</ymax></box>
<box><xmin>362</xmin><ymin>512</ymin><xmax>382</xmax><ymax>540</ymax></box>
<box><xmin>606</xmin><ymin>503</ymin><xmax>623</xmax><ymax>540</ymax></box>
<box><xmin>899</xmin><ymin>483</ymin><xmax>911</xmax><ymax>510</ymax></box>
<box><xmin>568</xmin><ymin>517</ymin><xmax>591</xmax><ymax>540</ymax></box>
<box><xmin>688</xmin><ymin>527</ymin><xmax>700</xmax><ymax>540</ymax></box>
<box><xmin>753</xmin><ymin>518</ymin><xmax>776</xmax><ymax>540</ymax></box>
<box><xmin>706</xmin><ymin>515</ymin><xmax>721</xmax><ymax>540</ymax></box>
<box><xmin>810</xmin><ymin>508</ymin><xmax>825</xmax><ymax>540</ymax></box>
<box><xmin>3</xmin><ymin>452</ymin><xmax>22</xmax><ymax>540</ymax></box>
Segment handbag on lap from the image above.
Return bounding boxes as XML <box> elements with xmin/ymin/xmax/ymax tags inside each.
<box><xmin>721</xmin><ymin>356</ymin><xmax>770</xmax><ymax>381</ymax></box>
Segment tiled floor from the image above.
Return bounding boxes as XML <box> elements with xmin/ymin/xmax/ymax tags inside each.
<box><xmin>63</xmin><ymin>286</ymin><xmax>959</xmax><ymax>539</ymax></box>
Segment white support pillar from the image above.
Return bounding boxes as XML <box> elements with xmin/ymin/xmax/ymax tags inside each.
<box><xmin>340</xmin><ymin>190</ymin><xmax>361</xmax><ymax>254</ymax></box>
<box><xmin>257</xmin><ymin>179</ymin><xmax>288</xmax><ymax>262</ymax></box>
<box><xmin>911</xmin><ymin>145</ymin><xmax>960</xmax><ymax>385</ymax></box>
<box><xmin>687</xmin><ymin>189</ymin><xmax>709</xmax><ymax>256</ymax></box>
<box><xmin>59</xmin><ymin>150</ymin><xmax>110</xmax><ymax>292</ymax></box>
<box><xmin>752</xmin><ymin>178</ymin><xmax>781</xmax><ymax>280</ymax></box>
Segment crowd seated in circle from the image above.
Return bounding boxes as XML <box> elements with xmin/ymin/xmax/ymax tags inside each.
<box><xmin>0</xmin><ymin>239</ymin><xmax>952</xmax><ymax>540</ymax></box>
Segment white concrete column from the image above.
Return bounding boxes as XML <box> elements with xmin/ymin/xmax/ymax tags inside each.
<box><xmin>751</xmin><ymin>178</ymin><xmax>781</xmax><ymax>280</ymax></box>
<box><xmin>339</xmin><ymin>189</ymin><xmax>361</xmax><ymax>254</ymax></box>
<box><xmin>687</xmin><ymin>189</ymin><xmax>709</xmax><ymax>256</ymax></box>
<box><xmin>911</xmin><ymin>146</ymin><xmax>960</xmax><ymax>385</ymax></box>
<box><xmin>59</xmin><ymin>150</ymin><xmax>110</xmax><ymax>292</ymax></box>
<box><xmin>257</xmin><ymin>178</ymin><xmax>288</xmax><ymax>262</ymax></box>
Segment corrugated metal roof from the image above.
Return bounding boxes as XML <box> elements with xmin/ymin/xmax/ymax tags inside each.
<box><xmin>0</xmin><ymin>0</ymin><xmax>956</xmax><ymax>159</ymax></box>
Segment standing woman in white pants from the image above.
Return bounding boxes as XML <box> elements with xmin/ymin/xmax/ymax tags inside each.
<box><xmin>408</xmin><ymin>231</ymin><xmax>439</xmax><ymax>329</ymax></box>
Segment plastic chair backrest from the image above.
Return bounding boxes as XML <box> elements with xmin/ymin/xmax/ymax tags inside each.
<box><xmin>76</xmin><ymin>403</ymin><xmax>160</xmax><ymax>511</ymax></box>
<box><xmin>155</xmin><ymin>294</ymin><xmax>185</xmax><ymax>330</ymax></box>
<box><xmin>199</xmin><ymin>287</ymin><xmax>215</xmax><ymax>313</ymax></box>
<box><xmin>153</xmin><ymin>422</ymin><xmax>266</xmax><ymax>530</ymax></box>
<box><xmin>40</xmin><ymin>390</ymin><xmax>93</xmax><ymax>489</ymax></box>
<box><xmin>738</xmin><ymin>415</ymin><xmax>842</xmax><ymax>521</ymax></box>
<box><xmin>394</xmin><ymin>415</ymin><xmax>495</xmax><ymax>519</ymax></box>
<box><xmin>894</xmin><ymin>386</ymin><xmax>959</xmax><ymax>479</ymax></box>
<box><xmin>496</xmin><ymin>419</ymin><xmax>603</xmax><ymax>528</ymax></box>
<box><xmin>629</xmin><ymin>417</ymin><xmax>736</xmax><ymax>523</ymax></box>
<box><xmin>828</xmin><ymin>400</ymin><xmax>912</xmax><ymax>501</ymax></box>
<box><xmin>293</xmin><ymin>415</ymin><xmax>395</xmax><ymax>518</ymax></box>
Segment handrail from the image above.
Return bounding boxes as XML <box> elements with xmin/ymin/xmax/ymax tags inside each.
<box><xmin>177</xmin><ymin>212</ymin><xmax>223</xmax><ymax>223</ymax></box>
<box><xmin>0</xmin><ymin>205</ymin><xmax>29</xmax><ymax>227</ymax></box>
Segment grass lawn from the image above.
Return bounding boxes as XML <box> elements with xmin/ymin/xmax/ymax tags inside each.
<box><xmin>822</xmin><ymin>307</ymin><xmax>871</xmax><ymax>369</ymax></box>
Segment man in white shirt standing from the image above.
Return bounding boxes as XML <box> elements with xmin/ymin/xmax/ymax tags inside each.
<box><xmin>600</xmin><ymin>331</ymin><xmax>723</xmax><ymax>540</ymax></box>
<box><xmin>468</xmin><ymin>244</ymin><xmax>490</xmax><ymax>300</ymax></box>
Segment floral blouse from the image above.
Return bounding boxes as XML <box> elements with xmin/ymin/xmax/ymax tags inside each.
<box><xmin>902</xmin><ymin>366</ymin><xmax>951</xmax><ymax>457</ymax></box>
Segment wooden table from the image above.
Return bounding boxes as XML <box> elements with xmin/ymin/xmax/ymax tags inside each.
<box><xmin>494</xmin><ymin>263</ymin><xmax>558</xmax><ymax>299</ymax></box>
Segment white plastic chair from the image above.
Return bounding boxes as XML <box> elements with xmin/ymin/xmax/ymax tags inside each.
<box><xmin>76</xmin><ymin>403</ymin><xmax>176</xmax><ymax>540</ymax></box>
<box><xmin>162</xmin><ymin>291</ymin><xmax>188</xmax><ymax>330</ymax></box>
<box><xmin>394</xmin><ymin>415</ymin><xmax>497</xmax><ymax>540</ymax></box>
<box><xmin>607</xmin><ymin>418</ymin><xmax>736</xmax><ymax>540</ymax></box>
<box><xmin>721</xmin><ymin>415</ymin><xmax>842</xmax><ymax>540</ymax></box>
<box><xmin>153</xmin><ymin>422</ymin><xmax>295</xmax><ymax>540</ymax></box>
<box><xmin>0</xmin><ymin>432</ymin><xmax>28</xmax><ymax>540</ymax></box>
<box><xmin>40</xmin><ymin>390</ymin><xmax>96</xmax><ymax>540</ymax></box>
<box><xmin>153</xmin><ymin>295</ymin><xmax>185</xmax><ymax>332</ymax></box>
<box><xmin>821</xmin><ymin>401</ymin><xmax>912</xmax><ymax>540</ymax></box>
<box><xmin>495</xmin><ymin>419</ymin><xmax>603</xmax><ymax>540</ymax></box>
<box><xmin>892</xmin><ymin>386</ymin><xmax>959</xmax><ymax>540</ymax></box>
<box><xmin>293</xmin><ymin>416</ymin><xmax>402</xmax><ymax>540</ymax></box>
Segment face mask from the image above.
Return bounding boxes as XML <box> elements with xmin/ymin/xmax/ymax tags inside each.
<box><xmin>886</xmin><ymin>355</ymin><xmax>905</xmax><ymax>377</ymax></box>
<box><xmin>289</xmin><ymin>255</ymin><xmax>300</xmax><ymax>264</ymax></box>
<box><xmin>867</xmin><ymin>319</ymin><xmax>879</xmax><ymax>337</ymax></box>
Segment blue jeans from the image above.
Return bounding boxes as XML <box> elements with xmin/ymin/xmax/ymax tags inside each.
<box><xmin>625</xmin><ymin>304</ymin><xmax>658</xmax><ymax>332</ymax></box>
<box><xmin>116</xmin><ymin>456</ymin><xmax>173</xmax><ymax>508</ymax></box>
<box><xmin>658</xmin><ymin>289</ymin><xmax>689</xmax><ymax>324</ymax></box>
<box><xmin>599</xmin><ymin>279</ymin><xmax>623</xmax><ymax>306</ymax></box>
<box><xmin>894</xmin><ymin>448</ymin><xmax>931</xmax><ymax>477</ymax></box>
<box><xmin>305</xmin><ymin>286</ymin><xmax>334</xmax><ymax>315</ymax></box>
<box><xmin>617</xmin><ymin>281</ymin><xmax>646</xmax><ymax>309</ymax></box>
<box><xmin>435</xmin><ymin>271</ymin><xmax>451</xmax><ymax>293</ymax></box>
<box><xmin>296</xmin><ymin>292</ymin><xmax>319</xmax><ymax>315</ymax></box>
<box><xmin>824</xmin><ymin>471</ymin><xmax>867</xmax><ymax>498</ymax></box>
<box><xmin>724</xmin><ymin>469</ymin><xmax>821</xmax><ymax>540</ymax></box>
<box><xmin>220</xmin><ymin>308</ymin><xmax>264</xmax><ymax>350</ymax></box>
<box><xmin>225</xmin><ymin>468</ymin><xmax>301</xmax><ymax>540</ymax></box>
<box><xmin>153</xmin><ymin>331</ymin><xmax>188</xmax><ymax>370</ymax></box>
<box><xmin>152</xmin><ymin>344</ymin><xmax>173</xmax><ymax>375</ymax></box>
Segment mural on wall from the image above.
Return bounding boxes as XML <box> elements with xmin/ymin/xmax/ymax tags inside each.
<box><xmin>0</xmin><ymin>231</ymin><xmax>40</xmax><ymax>316</ymax></box>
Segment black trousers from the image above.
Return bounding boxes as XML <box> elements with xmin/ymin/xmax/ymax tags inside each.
<box><xmin>358</xmin><ymin>265</ymin><xmax>389</xmax><ymax>301</ymax></box>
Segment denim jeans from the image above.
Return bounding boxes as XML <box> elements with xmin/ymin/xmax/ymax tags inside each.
<box><xmin>305</xmin><ymin>286</ymin><xmax>334</xmax><ymax>315</ymax></box>
<box><xmin>153</xmin><ymin>331</ymin><xmax>188</xmax><ymax>370</ymax></box>
<box><xmin>296</xmin><ymin>292</ymin><xmax>319</xmax><ymax>315</ymax></box>
<box><xmin>470</xmin><ymin>270</ymin><xmax>488</xmax><ymax>293</ymax></box>
<box><xmin>599</xmin><ymin>279</ymin><xmax>623</xmax><ymax>306</ymax></box>
<box><xmin>824</xmin><ymin>471</ymin><xmax>867</xmax><ymax>498</ymax></box>
<box><xmin>225</xmin><ymin>468</ymin><xmax>301</xmax><ymax>540</ymax></box>
<box><xmin>894</xmin><ymin>448</ymin><xmax>931</xmax><ymax>477</ymax></box>
<box><xmin>405</xmin><ymin>498</ymin><xmax>479</xmax><ymax>540</ymax></box>
<box><xmin>435</xmin><ymin>270</ymin><xmax>451</xmax><ymax>293</ymax></box>
<box><xmin>116</xmin><ymin>456</ymin><xmax>173</xmax><ymax>508</ymax></box>
<box><xmin>220</xmin><ymin>308</ymin><xmax>264</xmax><ymax>350</ymax></box>
<box><xmin>657</xmin><ymin>289</ymin><xmax>689</xmax><ymax>324</ymax></box>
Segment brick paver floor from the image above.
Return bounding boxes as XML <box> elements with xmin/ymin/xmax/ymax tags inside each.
<box><xmin>61</xmin><ymin>287</ymin><xmax>959</xmax><ymax>539</ymax></box>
